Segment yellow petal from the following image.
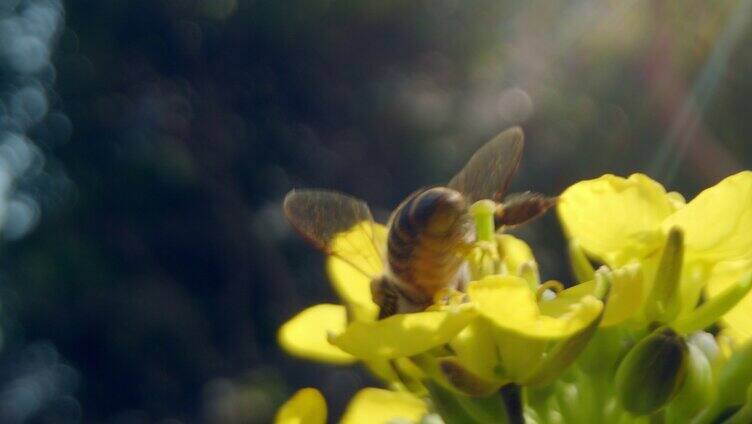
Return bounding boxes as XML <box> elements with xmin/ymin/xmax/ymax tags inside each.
<box><xmin>498</xmin><ymin>234</ymin><xmax>536</xmax><ymax>275</ymax></box>
<box><xmin>676</xmin><ymin>261</ymin><xmax>711</xmax><ymax>318</ymax></box>
<box><xmin>450</xmin><ymin>319</ymin><xmax>505</xmax><ymax>382</ymax></box>
<box><xmin>278</xmin><ymin>304</ymin><xmax>356</xmax><ymax>364</ymax></box>
<box><xmin>492</xmin><ymin>324</ymin><xmax>549</xmax><ymax>382</ymax></box>
<box><xmin>600</xmin><ymin>264</ymin><xmax>643</xmax><ymax>326</ymax></box>
<box><xmin>705</xmin><ymin>259</ymin><xmax>752</xmax><ymax>343</ymax></box>
<box><xmin>546</xmin><ymin>264</ymin><xmax>643</xmax><ymax>327</ymax></box>
<box><xmin>362</xmin><ymin>357</ymin><xmax>426</xmax><ymax>391</ymax></box>
<box><xmin>558</xmin><ymin>174</ymin><xmax>673</xmax><ymax>266</ymax></box>
<box><xmin>331</xmin><ymin>305</ymin><xmax>477</xmax><ymax>361</ymax></box>
<box><xmin>667</xmin><ymin>191</ymin><xmax>687</xmax><ymax>211</ymax></box>
<box><xmin>663</xmin><ymin>171</ymin><xmax>752</xmax><ymax>263</ymax></box>
<box><xmin>340</xmin><ymin>388</ymin><xmax>427</xmax><ymax>424</ymax></box>
<box><xmin>275</xmin><ymin>388</ymin><xmax>327</xmax><ymax>424</ymax></box>
<box><xmin>363</xmin><ymin>359</ymin><xmax>401</xmax><ymax>385</ymax></box>
<box><xmin>326</xmin><ymin>222</ymin><xmax>387</xmax><ymax>322</ymax></box>
<box><xmin>468</xmin><ymin>276</ymin><xmax>603</xmax><ymax>339</ymax></box>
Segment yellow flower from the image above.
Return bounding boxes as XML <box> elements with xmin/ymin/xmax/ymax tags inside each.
<box><xmin>340</xmin><ymin>388</ymin><xmax>428</xmax><ymax>424</ymax></box>
<box><xmin>275</xmin><ymin>388</ymin><xmax>327</xmax><ymax>424</ymax></box>
<box><xmin>449</xmin><ymin>275</ymin><xmax>604</xmax><ymax>386</ymax></box>
<box><xmin>558</xmin><ymin>171</ymin><xmax>752</xmax><ymax>339</ymax></box>
<box><xmin>469</xmin><ymin>276</ymin><xmax>603</xmax><ymax>339</ymax></box>
<box><xmin>558</xmin><ymin>173</ymin><xmax>678</xmax><ymax>267</ymax></box>
<box><xmin>275</xmin><ymin>387</ymin><xmax>426</xmax><ymax>424</ymax></box>
<box><xmin>550</xmin><ymin>263</ymin><xmax>642</xmax><ymax>327</ymax></box>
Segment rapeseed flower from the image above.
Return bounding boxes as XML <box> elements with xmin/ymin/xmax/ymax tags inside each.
<box><xmin>275</xmin><ymin>168</ymin><xmax>752</xmax><ymax>423</ymax></box>
<box><xmin>558</xmin><ymin>172</ymin><xmax>752</xmax><ymax>341</ymax></box>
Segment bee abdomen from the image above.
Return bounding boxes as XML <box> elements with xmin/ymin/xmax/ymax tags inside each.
<box><xmin>387</xmin><ymin>187</ymin><xmax>472</xmax><ymax>298</ymax></box>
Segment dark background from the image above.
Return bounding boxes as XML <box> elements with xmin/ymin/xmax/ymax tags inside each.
<box><xmin>0</xmin><ymin>0</ymin><xmax>750</xmax><ymax>422</ymax></box>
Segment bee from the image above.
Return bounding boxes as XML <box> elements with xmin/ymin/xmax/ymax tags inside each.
<box><xmin>283</xmin><ymin>127</ymin><xmax>555</xmax><ymax>319</ymax></box>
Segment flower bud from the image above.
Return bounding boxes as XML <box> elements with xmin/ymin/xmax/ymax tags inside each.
<box><xmin>615</xmin><ymin>327</ymin><xmax>688</xmax><ymax>415</ymax></box>
<box><xmin>665</xmin><ymin>343</ymin><xmax>713</xmax><ymax>420</ymax></box>
<box><xmin>691</xmin><ymin>338</ymin><xmax>752</xmax><ymax>424</ymax></box>
<box><xmin>645</xmin><ymin>227</ymin><xmax>684</xmax><ymax>324</ymax></box>
<box><xmin>716</xmin><ymin>338</ymin><xmax>752</xmax><ymax>409</ymax></box>
<box><xmin>687</xmin><ymin>331</ymin><xmax>720</xmax><ymax>365</ymax></box>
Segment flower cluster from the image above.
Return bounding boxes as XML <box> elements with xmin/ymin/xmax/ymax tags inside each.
<box><xmin>276</xmin><ymin>171</ymin><xmax>752</xmax><ymax>424</ymax></box>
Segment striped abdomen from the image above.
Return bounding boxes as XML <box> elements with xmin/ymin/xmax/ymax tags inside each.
<box><xmin>386</xmin><ymin>187</ymin><xmax>473</xmax><ymax>306</ymax></box>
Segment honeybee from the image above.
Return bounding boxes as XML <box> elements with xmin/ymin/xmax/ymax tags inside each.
<box><xmin>283</xmin><ymin>127</ymin><xmax>555</xmax><ymax>319</ymax></box>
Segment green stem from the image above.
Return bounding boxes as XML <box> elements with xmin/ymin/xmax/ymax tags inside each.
<box><xmin>501</xmin><ymin>384</ymin><xmax>525</xmax><ymax>424</ymax></box>
<box><xmin>672</xmin><ymin>272</ymin><xmax>752</xmax><ymax>334</ymax></box>
<box><xmin>424</xmin><ymin>380</ymin><xmax>481</xmax><ymax>424</ymax></box>
<box><xmin>471</xmin><ymin>200</ymin><xmax>496</xmax><ymax>243</ymax></box>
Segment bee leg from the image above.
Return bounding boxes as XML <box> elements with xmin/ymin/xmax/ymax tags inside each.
<box><xmin>372</xmin><ymin>277</ymin><xmax>433</xmax><ymax>319</ymax></box>
<box><xmin>371</xmin><ymin>277</ymin><xmax>399</xmax><ymax>319</ymax></box>
<box><xmin>495</xmin><ymin>192</ymin><xmax>558</xmax><ymax>228</ymax></box>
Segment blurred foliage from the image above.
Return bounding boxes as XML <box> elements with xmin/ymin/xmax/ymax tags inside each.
<box><xmin>0</xmin><ymin>0</ymin><xmax>749</xmax><ymax>422</ymax></box>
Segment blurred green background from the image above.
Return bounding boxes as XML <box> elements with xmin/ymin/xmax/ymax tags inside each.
<box><xmin>0</xmin><ymin>0</ymin><xmax>750</xmax><ymax>422</ymax></box>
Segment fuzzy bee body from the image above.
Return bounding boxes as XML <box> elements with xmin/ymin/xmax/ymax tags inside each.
<box><xmin>373</xmin><ymin>187</ymin><xmax>473</xmax><ymax>318</ymax></box>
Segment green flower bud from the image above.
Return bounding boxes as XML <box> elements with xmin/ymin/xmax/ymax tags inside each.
<box><xmin>615</xmin><ymin>327</ymin><xmax>688</xmax><ymax>415</ymax></box>
<box><xmin>645</xmin><ymin>227</ymin><xmax>684</xmax><ymax>324</ymax></box>
<box><xmin>716</xmin><ymin>338</ymin><xmax>752</xmax><ymax>409</ymax></box>
<box><xmin>666</xmin><ymin>342</ymin><xmax>713</xmax><ymax>421</ymax></box>
<box><xmin>687</xmin><ymin>331</ymin><xmax>720</xmax><ymax>365</ymax></box>
<box><xmin>691</xmin><ymin>332</ymin><xmax>752</xmax><ymax>424</ymax></box>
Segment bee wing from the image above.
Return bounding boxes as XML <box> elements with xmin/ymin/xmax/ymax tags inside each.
<box><xmin>283</xmin><ymin>189</ymin><xmax>385</xmax><ymax>279</ymax></box>
<box><xmin>447</xmin><ymin>126</ymin><xmax>524</xmax><ymax>203</ymax></box>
